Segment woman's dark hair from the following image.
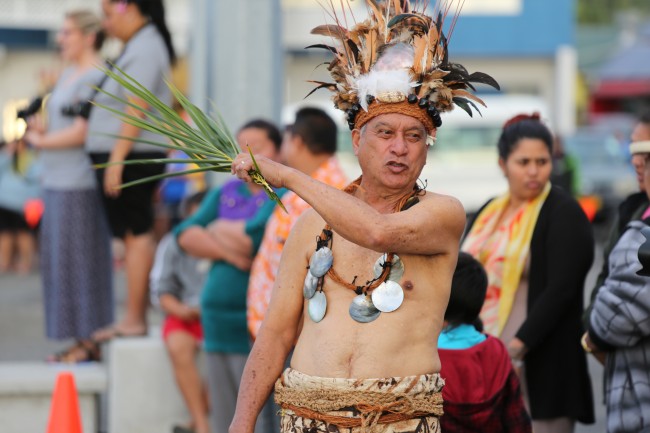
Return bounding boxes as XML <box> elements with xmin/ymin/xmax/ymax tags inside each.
<box><xmin>239</xmin><ymin>119</ymin><xmax>283</xmax><ymax>151</ymax></box>
<box><xmin>445</xmin><ymin>252</ymin><xmax>488</xmax><ymax>332</ymax></box>
<box><xmin>497</xmin><ymin>112</ymin><xmax>553</xmax><ymax>160</ymax></box>
<box><xmin>291</xmin><ymin>107</ymin><xmax>338</xmax><ymax>155</ymax></box>
<box><xmin>117</xmin><ymin>0</ymin><xmax>176</xmax><ymax>64</ymax></box>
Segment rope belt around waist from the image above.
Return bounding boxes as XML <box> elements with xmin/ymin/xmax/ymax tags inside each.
<box><xmin>274</xmin><ymin>377</ymin><xmax>444</xmax><ymax>429</ymax></box>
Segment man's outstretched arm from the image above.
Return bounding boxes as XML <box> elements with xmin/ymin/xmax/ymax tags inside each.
<box><xmin>232</xmin><ymin>154</ymin><xmax>465</xmax><ymax>257</ymax></box>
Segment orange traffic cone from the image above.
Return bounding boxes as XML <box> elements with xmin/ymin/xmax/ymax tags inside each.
<box><xmin>46</xmin><ymin>371</ymin><xmax>83</xmax><ymax>433</ymax></box>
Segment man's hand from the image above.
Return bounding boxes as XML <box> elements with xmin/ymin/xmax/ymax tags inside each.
<box><xmin>26</xmin><ymin>114</ymin><xmax>46</xmax><ymax>134</ymax></box>
<box><xmin>581</xmin><ymin>332</ymin><xmax>606</xmax><ymax>365</ymax></box>
<box><xmin>207</xmin><ymin>219</ymin><xmax>253</xmax><ymax>256</ymax></box>
<box><xmin>160</xmin><ymin>295</ymin><xmax>201</xmax><ymax>322</ymax></box>
<box><xmin>232</xmin><ymin>153</ymin><xmax>287</xmax><ymax>189</ymax></box>
<box><xmin>176</xmin><ymin>305</ymin><xmax>201</xmax><ymax>322</ymax></box>
<box><xmin>207</xmin><ymin>219</ymin><xmax>243</xmax><ymax>243</ymax></box>
<box><xmin>229</xmin><ymin>417</ymin><xmax>255</xmax><ymax>433</ymax></box>
<box><xmin>23</xmin><ymin>130</ymin><xmax>44</xmax><ymax>148</ymax></box>
<box><xmin>223</xmin><ymin>251</ymin><xmax>253</xmax><ymax>272</ymax></box>
<box><xmin>507</xmin><ymin>337</ymin><xmax>527</xmax><ymax>359</ymax></box>
<box><xmin>507</xmin><ymin>337</ymin><xmax>527</xmax><ymax>377</ymax></box>
<box><xmin>206</xmin><ymin>219</ymin><xmax>254</xmax><ymax>270</ymax></box>
<box><xmin>104</xmin><ymin>164</ymin><xmax>124</xmax><ymax>198</ymax></box>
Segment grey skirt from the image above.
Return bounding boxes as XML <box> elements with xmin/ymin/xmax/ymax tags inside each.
<box><xmin>40</xmin><ymin>188</ymin><xmax>113</xmax><ymax>340</ymax></box>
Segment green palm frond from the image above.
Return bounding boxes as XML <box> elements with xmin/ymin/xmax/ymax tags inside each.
<box><xmin>92</xmin><ymin>64</ymin><xmax>285</xmax><ymax>211</ymax></box>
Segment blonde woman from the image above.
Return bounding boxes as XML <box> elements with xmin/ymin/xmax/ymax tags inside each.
<box><xmin>25</xmin><ymin>10</ymin><xmax>112</xmax><ymax>363</ymax></box>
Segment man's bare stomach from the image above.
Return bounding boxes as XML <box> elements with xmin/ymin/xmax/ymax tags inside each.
<box><xmin>290</xmin><ymin>290</ymin><xmax>443</xmax><ymax>379</ymax></box>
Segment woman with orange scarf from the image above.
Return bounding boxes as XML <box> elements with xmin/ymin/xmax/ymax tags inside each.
<box><xmin>462</xmin><ymin>114</ymin><xmax>595</xmax><ymax>432</ymax></box>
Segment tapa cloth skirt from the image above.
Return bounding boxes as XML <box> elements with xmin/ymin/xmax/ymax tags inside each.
<box><xmin>40</xmin><ymin>188</ymin><xmax>113</xmax><ymax>340</ymax></box>
<box><xmin>275</xmin><ymin>368</ymin><xmax>444</xmax><ymax>433</ymax></box>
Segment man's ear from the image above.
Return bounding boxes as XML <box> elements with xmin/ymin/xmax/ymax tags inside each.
<box><xmin>352</xmin><ymin>128</ymin><xmax>361</xmax><ymax>156</ymax></box>
<box><xmin>294</xmin><ymin>134</ymin><xmax>307</xmax><ymax>151</ymax></box>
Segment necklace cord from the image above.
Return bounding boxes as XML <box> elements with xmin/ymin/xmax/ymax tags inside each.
<box><xmin>317</xmin><ymin>176</ymin><xmax>422</xmax><ymax>293</ymax></box>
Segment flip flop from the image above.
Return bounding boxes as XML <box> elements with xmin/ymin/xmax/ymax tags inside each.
<box><xmin>92</xmin><ymin>325</ymin><xmax>147</xmax><ymax>343</ymax></box>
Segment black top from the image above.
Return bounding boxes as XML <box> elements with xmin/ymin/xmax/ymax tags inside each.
<box><xmin>466</xmin><ymin>186</ymin><xmax>595</xmax><ymax>423</ymax></box>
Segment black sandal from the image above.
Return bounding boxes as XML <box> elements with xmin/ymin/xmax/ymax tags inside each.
<box><xmin>46</xmin><ymin>340</ymin><xmax>102</xmax><ymax>363</ymax></box>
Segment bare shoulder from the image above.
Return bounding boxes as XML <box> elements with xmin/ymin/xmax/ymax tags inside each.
<box><xmin>417</xmin><ymin>191</ymin><xmax>466</xmax><ymax>232</ymax></box>
<box><xmin>288</xmin><ymin>208</ymin><xmax>327</xmax><ymax>248</ymax></box>
<box><xmin>294</xmin><ymin>208</ymin><xmax>326</xmax><ymax>232</ymax></box>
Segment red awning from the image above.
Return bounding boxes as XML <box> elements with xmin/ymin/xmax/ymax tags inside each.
<box><xmin>593</xmin><ymin>79</ymin><xmax>650</xmax><ymax>98</ymax></box>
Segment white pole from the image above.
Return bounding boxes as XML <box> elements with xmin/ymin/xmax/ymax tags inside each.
<box><xmin>555</xmin><ymin>45</ymin><xmax>577</xmax><ymax>137</ymax></box>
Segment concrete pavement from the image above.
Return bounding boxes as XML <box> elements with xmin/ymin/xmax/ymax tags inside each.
<box><xmin>0</xmin><ymin>250</ymin><xmax>607</xmax><ymax>431</ymax></box>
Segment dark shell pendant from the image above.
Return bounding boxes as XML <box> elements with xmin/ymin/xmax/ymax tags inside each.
<box><xmin>373</xmin><ymin>253</ymin><xmax>404</xmax><ymax>282</ymax></box>
<box><xmin>303</xmin><ymin>273</ymin><xmax>319</xmax><ymax>299</ymax></box>
<box><xmin>349</xmin><ymin>294</ymin><xmax>381</xmax><ymax>323</ymax></box>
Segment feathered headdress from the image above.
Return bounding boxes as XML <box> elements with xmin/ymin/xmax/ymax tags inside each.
<box><xmin>306</xmin><ymin>0</ymin><xmax>500</xmax><ymax>132</ymax></box>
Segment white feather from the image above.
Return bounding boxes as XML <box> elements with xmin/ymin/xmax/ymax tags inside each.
<box><xmin>354</xmin><ymin>43</ymin><xmax>418</xmax><ymax>111</ymax></box>
<box><xmin>355</xmin><ymin>69</ymin><xmax>416</xmax><ymax>111</ymax></box>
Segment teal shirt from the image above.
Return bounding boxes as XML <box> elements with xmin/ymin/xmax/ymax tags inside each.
<box><xmin>438</xmin><ymin>324</ymin><xmax>487</xmax><ymax>350</ymax></box>
<box><xmin>175</xmin><ymin>183</ymin><xmax>286</xmax><ymax>354</ymax></box>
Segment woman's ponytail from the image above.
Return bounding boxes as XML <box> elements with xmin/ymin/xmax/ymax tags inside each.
<box><xmin>129</xmin><ymin>0</ymin><xmax>176</xmax><ymax>65</ymax></box>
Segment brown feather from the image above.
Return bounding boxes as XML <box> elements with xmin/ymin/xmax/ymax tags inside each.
<box><xmin>365</xmin><ymin>0</ymin><xmax>386</xmax><ymax>31</ymax></box>
<box><xmin>427</xmin><ymin>23</ymin><xmax>440</xmax><ymax>68</ymax></box>
<box><xmin>311</xmin><ymin>24</ymin><xmax>349</xmax><ymax>41</ymax></box>
<box><xmin>451</xmin><ymin>89</ymin><xmax>487</xmax><ymax>107</ymax></box>
<box><xmin>362</xmin><ymin>28</ymin><xmax>379</xmax><ymax>72</ymax></box>
<box><xmin>412</xmin><ymin>35</ymin><xmax>428</xmax><ymax>75</ymax></box>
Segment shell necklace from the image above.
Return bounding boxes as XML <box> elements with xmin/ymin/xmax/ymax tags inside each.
<box><xmin>302</xmin><ymin>178</ymin><xmax>421</xmax><ymax>323</ymax></box>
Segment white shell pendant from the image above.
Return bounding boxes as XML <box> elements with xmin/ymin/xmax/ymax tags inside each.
<box><xmin>309</xmin><ymin>247</ymin><xmax>333</xmax><ymax>278</ymax></box>
<box><xmin>308</xmin><ymin>291</ymin><xmax>327</xmax><ymax>322</ymax></box>
<box><xmin>303</xmin><ymin>273</ymin><xmax>319</xmax><ymax>299</ymax></box>
<box><xmin>349</xmin><ymin>294</ymin><xmax>381</xmax><ymax>323</ymax></box>
<box><xmin>371</xmin><ymin>280</ymin><xmax>404</xmax><ymax>313</ymax></box>
<box><xmin>373</xmin><ymin>254</ymin><xmax>405</xmax><ymax>282</ymax></box>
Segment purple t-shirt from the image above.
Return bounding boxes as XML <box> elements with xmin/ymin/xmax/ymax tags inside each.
<box><xmin>218</xmin><ymin>179</ymin><xmax>269</xmax><ymax>219</ymax></box>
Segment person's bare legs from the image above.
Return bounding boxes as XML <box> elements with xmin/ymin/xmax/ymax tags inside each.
<box><xmin>166</xmin><ymin>330</ymin><xmax>210</xmax><ymax>433</ymax></box>
<box><xmin>15</xmin><ymin>230</ymin><xmax>35</xmax><ymax>274</ymax></box>
<box><xmin>94</xmin><ymin>231</ymin><xmax>154</xmax><ymax>340</ymax></box>
<box><xmin>0</xmin><ymin>231</ymin><xmax>14</xmax><ymax>272</ymax></box>
<box><xmin>121</xmin><ymin>231</ymin><xmax>154</xmax><ymax>332</ymax></box>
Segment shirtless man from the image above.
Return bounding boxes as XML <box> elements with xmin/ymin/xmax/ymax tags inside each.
<box><xmin>228</xmin><ymin>2</ymin><xmax>498</xmax><ymax>432</ymax></box>
<box><xmin>231</xmin><ymin>111</ymin><xmax>463</xmax><ymax>433</ymax></box>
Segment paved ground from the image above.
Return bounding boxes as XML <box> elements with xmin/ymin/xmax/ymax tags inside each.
<box><xmin>0</xmin><ymin>270</ymin><xmax>163</xmax><ymax>362</ymax></box>
<box><xmin>0</xmin><ymin>239</ymin><xmax>608</xmax><ymax>431</ymax></box>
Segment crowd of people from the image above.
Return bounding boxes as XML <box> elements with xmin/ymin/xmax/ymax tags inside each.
<box><xmin>3</xmin><ymin>1</ymin><xmax>650</xmax><ymax>433</ymax></box>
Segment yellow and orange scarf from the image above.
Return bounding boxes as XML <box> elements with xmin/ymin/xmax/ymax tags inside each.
<box><xmin>462</xmin><ymin>183</ymin><xmax>551</xmax><ymax>336</ymax></box>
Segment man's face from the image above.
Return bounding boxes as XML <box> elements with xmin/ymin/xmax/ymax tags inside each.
<box><xmin>279</xmin><ymin>130</ymin><xmax>299</xmax><ymax>168</ymax></box>
<box><xmin>631</xmin><ymin>121</ymin><xmax>650</xmax><ymax>143</ymax></box>
<box><xmin>237</xmin><ymin>128</ymin><xmax>279</xmax><ymax>161</ymax></box>
<box><xmin>643</xmin><ymin>155</ymin><xmax>650</xmax><ymax>195</ymax></box>
<box><xmin>352</xmin><ymin>113</ymin><xmax>430</xmax><ymax>192</ymax></box>
<box><xmin>630</xmin><ymin>121</ymin><xmax>650</xmax><ymax>191</ymax></box>
<box><xmin>631</xmin><ymin>153</ymin><xmax>646</xmax><ymax>191</ymax></box>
